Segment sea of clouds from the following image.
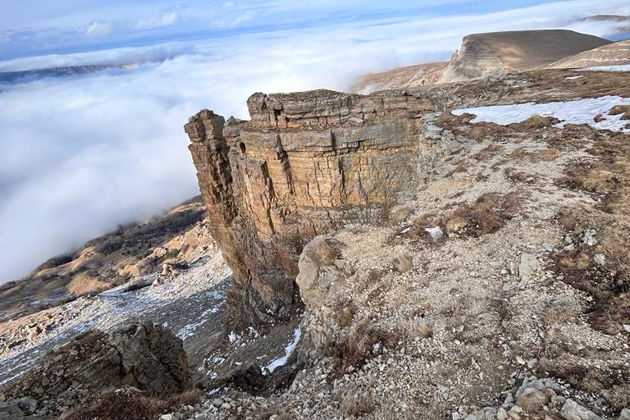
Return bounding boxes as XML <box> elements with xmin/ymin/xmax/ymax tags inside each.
<box><xmin>0</xmin><ymin>1</ymin><xmax>628</xmax><ymax>283</ymax></box>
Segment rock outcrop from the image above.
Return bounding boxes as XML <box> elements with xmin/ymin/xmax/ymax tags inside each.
<box><xmin>2</xmin><ymin>323</ymin><xmax>191</xmax><ymax>417</ymax></box>
<box><xmin>185</xmin><ymin>90</ymin><xmax>434</xmax><ymax>324</ymax></box>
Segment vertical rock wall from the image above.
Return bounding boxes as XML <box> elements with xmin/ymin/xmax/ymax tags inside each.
<box><xmin>185</xmin><ymin>89</ymin><xmax>435</xmax><ymax>325</ymax></box>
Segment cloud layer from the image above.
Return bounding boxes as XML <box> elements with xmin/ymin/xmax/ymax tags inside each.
<box><xmin>1</xmin><ymin>0</ymin><xmax>629</xmax><ymax>283</ymax></box>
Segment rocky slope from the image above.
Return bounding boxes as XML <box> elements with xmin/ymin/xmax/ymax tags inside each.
<box><xmin>353</xmin><ymin>30</ymin><xmax>618</xmax><ymax>92</ymax></box>
<box><xmin>174</xmin><ymin>67</ymin><xmax>630</xmax><ymax>419</ymax></box>
<box><xmin>2</xmin><ymin>323</ymin><xmax>191</xmax><ymax>417</ymax></box>
<box><xmin>0</xmin><ymin>197</ymin><xmax>212</xmax><ymax>322</ymax></box>
<box><xmin>549</xmin><ymin>39</ymin><xmax>630</xmax><ymax>69</ymax></box>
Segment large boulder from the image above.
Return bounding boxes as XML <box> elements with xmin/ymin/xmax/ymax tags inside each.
<box><xmin>1</xmin><ymin>323</ymin><xmax>191</xmax><ymax>417</ymax></box>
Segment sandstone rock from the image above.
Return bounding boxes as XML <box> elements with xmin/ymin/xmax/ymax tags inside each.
<box><xmin>296</xmin><ymin>237</ymin><xmax>343</xmax><ymax>311</ymax></box>
<box><xmin>3</xmin><ymin>323</ymin><xmax>191</xmax><ymax>416</ymax></box>
<box><xmin>186</xmin><ymin>91</ymin><xmax>430</xmax><ymax>324</ymax></box>
<box><xmin>560</xmin><ymin>399</ymin><xmax>603</xmax><ymax>420</ymax></box>
<box><xmin>518</xmin><ymin>253</ymin><xmax>539</xmax><ymax>285</ymax></box>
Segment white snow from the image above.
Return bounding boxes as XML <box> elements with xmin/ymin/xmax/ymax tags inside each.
<box><xmin>452</xmin><ymin>96</ymin><xmax>630</xmax><ymax>133</ymax></box>
<box><xmin>564</xmin><ymin>75</ymin><xmax>583</xmax><ymax>80</ymax></box>
<box><xmin>176</xmin><ymin>304</ymin><xmax>220</xmax><ymax>340</ymax></box>
<box><xmin>265</xmin><ymin>327</ymin><xmax>302</xmax><ymax>374</ymax></box>
<box><xmin>425</xmin><ymin>226</ymin><xmax>443</xmax><ymax>241</ymax></box>
<box><xmin>228</xmin><ymin>331</ymin><xmax>238</xmax><ymax>343</ymax></box>
<box><xmin>577</xmin><ymin>64</ymin><xmax>630</xmax><ymax>72</ymax></box>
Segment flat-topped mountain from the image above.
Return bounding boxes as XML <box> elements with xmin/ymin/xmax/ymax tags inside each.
<box><xmin>353</xmin><ymin>29</ymin><xmax>615</xmax><ymax>92</ymax></box>
<box><xmin>440</xmin><ymin>29</ymin><xmax>610</xmax><ymax>81</ymax></box>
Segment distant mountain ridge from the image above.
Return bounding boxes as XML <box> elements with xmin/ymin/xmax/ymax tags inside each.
<box><xmin>0</xmin><ymin>63</ymin><xmax>136</xmax><ymax>84</ymax></box>
<box><xmin>353</xmin><ymin>29</ymin><xmax>622</xmax><ymax>92</ymax></box>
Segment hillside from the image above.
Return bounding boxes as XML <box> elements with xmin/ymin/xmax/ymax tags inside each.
<box><xmin>549</xmin><ymin>39</ymin><xmax>630</xmax><ymax>68</ymax></box>
<box><xmin>440</xmin><ymin>30</ymin><xmax>610</xmax><ymax>82</ymax></box>
<box><xmin>353</xmin><ymin>29</ymin><xmax>614</xmax><ymax>92</ymax></box>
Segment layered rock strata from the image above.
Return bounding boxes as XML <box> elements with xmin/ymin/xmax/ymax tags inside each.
<box><xmin>2</xmin><ymin>323</ymin><xmax>191</xmax><ymax>417</ymax></box>
<box><xmin>185</xmin><ymin>90</ymin><xmax>434</xmax><ymax>324</ymax></box>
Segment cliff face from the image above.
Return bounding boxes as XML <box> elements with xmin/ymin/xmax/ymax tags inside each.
<box><xmin>185</xmin><ymin>90</ymin><xmax>434</xmax><ymax>324</ymax></box>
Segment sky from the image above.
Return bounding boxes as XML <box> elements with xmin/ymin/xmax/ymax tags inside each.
<box><xmin>0</xmin><ymin>0</ymin><xmax>629</xmax><ymax>283</ymax></box>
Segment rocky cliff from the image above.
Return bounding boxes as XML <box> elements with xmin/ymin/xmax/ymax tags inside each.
<box><xmin>185</xmin><ymin>90</ymin><xmax>435</xmax><ymax>324</ymax></box>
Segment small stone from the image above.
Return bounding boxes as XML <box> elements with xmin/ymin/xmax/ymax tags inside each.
<box><xmin>539</xmin><ymin>242</ymin><xmax>553</xmax><ymax>253</ymax></box>
<box><xmin>508</xmin><ymin>405</ymin><xmax>523</xmax><ymax>420</ymax></box>
<box><xmin>221</xmin><ymin>403</ymin><xmax>232</xmax><ymax>410</ymax></box>
<box><xmin>579</xmin><ymin>229</ymin><xmax>598</xmax><ymax>246</ymax></box>
<box><xmin>518</xmin><ymin>253</ymin><xmax>539</xmax><ymax>284</ymax></box>
<box><xmin>516</xmin><ymin>389</ymin><xmax>549</xmax><ymax>413</ymax></box>
<box><xmin>211</xmin><ymin>398</ymin><xmax>223</xmax><ymax>408</ymax></box>
<box><xmin>502</xmin><ymin>392</ymin><xmax>514</xmax><ymax>408</ymax></box>
<box><xmin>618</xmin><ymin>408</ymin><xmax>630</xmax><ymax>420</ymax></box>
<box><xmin>593</xmin><ymin>254</ymin><xmax>606</xmax><ymax>265</ymax></box>
<box><xmin>425</xmin><ymin>226</ymin><xmax>443</xmax><ymax>241</ymax></box>
<box><xmin>560</xmin><ymin>399</ymin><xmax>603</xmax><ymax>420</ymax></box>
<box><xmin>497</xmin><ymin>407</ymin><xmax>508</xmax><ymax>420</ymax></box>
<box><xmin>160</xmin><ymin>415</ymin><xmax>174</xmax><ymax>420</ymax></box>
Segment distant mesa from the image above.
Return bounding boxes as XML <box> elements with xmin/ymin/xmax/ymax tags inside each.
<box><xmin>353</xmin><ymin>29</ymin><xmax>624</xmax><ymax>92</ymax></box>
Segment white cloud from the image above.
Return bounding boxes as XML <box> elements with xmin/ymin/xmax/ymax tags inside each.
<box><xmin>85</xmin><ymin>20</ymin><xmax>113</xmax><ymax>38</ymax></box>
<box><xmin>135</xmin><ymin>11</ymin><xmax>180</xmax><ymax>30</ymax></box>
<box><xmin>1</xmin><ymin>0</ymin><xmax>630</xmax><ymax>283</ymax></box>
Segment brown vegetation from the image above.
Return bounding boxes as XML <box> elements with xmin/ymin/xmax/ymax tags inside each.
<box><xmin>62</xmin><ymin>388</ymin><xmax>202</xmax><ymax>420</ymax></box>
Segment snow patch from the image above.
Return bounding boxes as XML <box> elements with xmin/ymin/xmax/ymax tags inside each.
<box><xmin>228</xmin><ymin>331</ymin><xmax>238</xmax><ymax>343</ymax></box>
<box><xmin>452</xmin><ymin>96</ymin><xmax>630</xmax><ymax>133</ymax></box>
<box><xmin>425</xmin><ymin>226</ymin><xmax>443</xmax><ymax>241</ymax></box>
<box><xmin>578</xmin><ymin>64</ymin><xmax>630</xmax><ymax>72</ymax></box>
<box><xmin>176</xmin><ymin>304</ymin><xmax>220</xmax><ymax>340</ymax></box>
<box><xmin>265</xmin><ymin>327</ymin><xmax>302</xmax><ymax>374</ymax></box>
<box><xmin>564</xmin><ymin>75</ymin><xmax>583</xmax><ymax>80</ymax></box>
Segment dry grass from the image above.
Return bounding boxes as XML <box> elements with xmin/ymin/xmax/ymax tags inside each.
<box><xmin>324</xmin><ymin>319</ymin><xmax>398</xmax><ymax>377</ymax></box>
<box><xmin>65</xmin><ymin>272</ymin><xmax>110</xmax><ymax>296</ymax></box>
<box><xmin>341</xmin><ymin>392</ymin><xmax>374</xmax><ymax>417</ymax></box>
<box><xmin>334</xmin><ymin>299</ymin><xmax>357</xmax><ymax>328</ymax></box>
<box><xmin>443</xmin><ymin>192</ymin><xmax>522</xmax><ymax>237</ymax></box>
<box><xmin>62</xmin><ymin>388</ymin><xmax>203</xmax><ymax>420</ymax></box>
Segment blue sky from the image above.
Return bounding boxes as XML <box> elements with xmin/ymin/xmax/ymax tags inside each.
<box><xmin>1</xmin><ymin>0</ymin><xmax>627</xmax><ymax>60</ymax></box>
<box><xmin>0</xmin><ymin>0</ymin><xmax>629</xmax><ymax>283</ymax></box>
